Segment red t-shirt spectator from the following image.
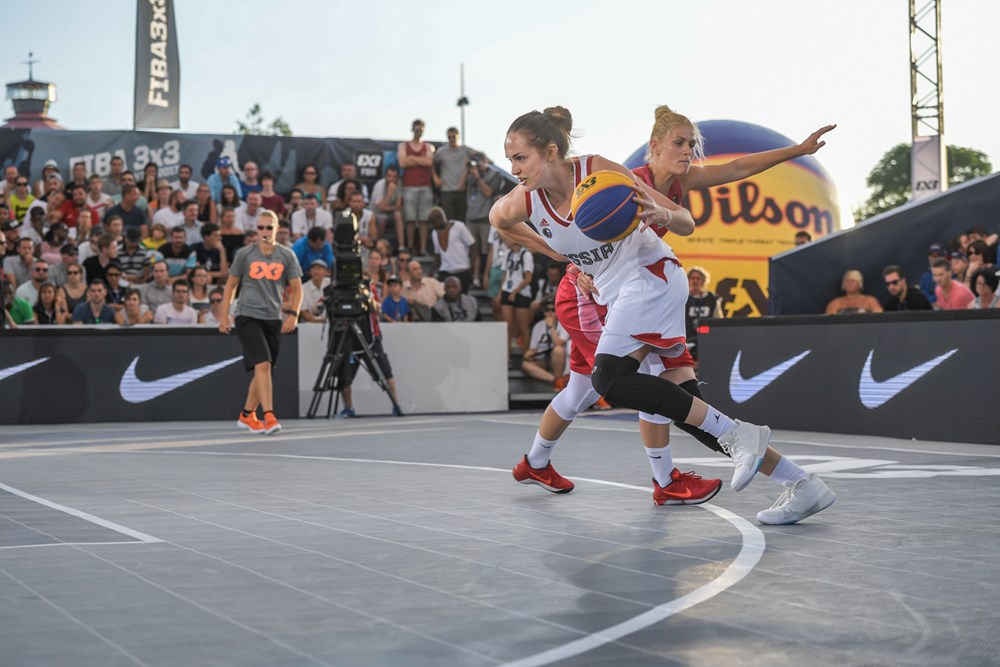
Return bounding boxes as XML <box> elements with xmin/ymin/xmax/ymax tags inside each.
<box><xmin>60</xmin><ymin>202</ymin><xmax>100</xmax><ymax>230</ymax></box>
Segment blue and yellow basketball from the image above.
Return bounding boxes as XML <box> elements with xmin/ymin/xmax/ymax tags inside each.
<box><xmin>570</xmin><ymin>170</ymin><xmax>642</xmax><ymax>243</ymax></box>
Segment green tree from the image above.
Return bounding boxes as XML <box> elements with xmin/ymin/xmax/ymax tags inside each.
<box><xmin>235</xmin><ymin>103</ymin><xmax>292</xmax><ymax>137</ymax></box>
<box><xmin>853</xmin><ymin>143</ymin><xmax>992</xmax><ymax>221</ymax></box>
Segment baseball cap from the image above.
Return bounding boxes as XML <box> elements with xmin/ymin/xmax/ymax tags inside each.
<box><xmin>216</xmin><ymin>156</ymin><xmax>232</xmax><ymax>168</ymax></box>
<box><xmin>0</xmin><ymin>219</ymin><xmax>19</xmax><ymax>231</ymax></box>
<box><xmin>60</xmin><ymin>243</ymin><xmax>78</xmax><ymax>255</ymax></box>
<box><xmin>29</xmin><ymin>207</ymin><xmax>44</xmax><ymax>218</ymax></box>
<box><xmin>310</xmin><ymin>258</ymin><xmax>328</xmax><ymax>269</ymax></box>
<box><xmin>43</xmin><ymin>159</ymin><xmax>60</xmax><ymax>171</ymax></box>
<box><xmin>387</xmin><ymin>274</ymin><xmax>402</xmax><ymax>284</ymax></box>
<box><xmin>928</xmin><ymin>243</ymin><xmax>946</xmax><ymax>255</ymax></box>
<box><xmin>950</xmin><ymin>251</ymin><xmax>968</xmax><ymax>261</ymax></box>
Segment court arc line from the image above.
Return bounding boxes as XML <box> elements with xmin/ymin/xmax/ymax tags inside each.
<box><xmin>131</xmin><ymin>449</ymin><xmax>766</xmax><ymax>666</ymax></box>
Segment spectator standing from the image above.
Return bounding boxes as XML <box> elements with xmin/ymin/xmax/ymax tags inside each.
<box><xmin>501</xmin><ymin>240</ymin><xmax>534</xmax><ymax>358</ymax></box>
<box><xmin>968</xmin><ymin>266</ymin><xmax>1000</xmax><ymax>309</ymax></box>
<box><xmin>170</xmin><ymin>164</ymin><xmax>200</xmax><ymax>200</ymax></box>
<box><xmin>483</xmin><ymin>227</ymin><xmax>508</xmax><ymax>321</ymax></box>
<box><xmin>685</xmin><ymin>266</ymin><xmax>720</xmax><ymax>361</ymax></box>
<box><xmin>429</xmin><ymin>206</ymin><xmax>476</xmax><ymax>292</ymax></box>
<box><xmin>881</xmin><ymin>265</ymin><xmax>932</xmax><ymax>311</ymax></box>
<box><xmin>825</xmin><ymin>270</ymin><xmax>883</xmax><ymax>314</ymax></box>
<box><xmin>207</xmin><ymin>157</ymin><xmax>243</xmax><ymax>203</ymax></box>
<box><xmin>72</xmin><ymin>279</ymin><xmax>115</xmax><ymax>324</ymax></box>
<box><xmin>398</xmin><ymin>119</ymin><xmax>435</xmax><ymax>255</ymax></box>
<box><xmin>432</xmin><ymin>127</ymin><xmax>472</xmax><ymax>222</ymax></box>
<box><xmin>154</xmin><ymin>280</ymin><xmax>198</xmax><ymax>324</ymax></box>
<box><xmin>431</xmin><ymin>275</ymin><xmax>478</xmax><ymax>322</ymax></box>
<box><xmin>466</xmin><ymin>155</ymin><xmax>502</xmax><ymax>280</ymax></box>
<box><xmin>932</xmin><ymin>258</ymin><xmax>975</xmax><ymax>310</ymax></box>
<box><xmin>401</xmin><ymin>259</ymin><xmax>444</xmax><ymax>322</ymax></box>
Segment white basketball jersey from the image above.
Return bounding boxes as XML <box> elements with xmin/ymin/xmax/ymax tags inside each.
<box><xmin>526</xmin><ymin>155</ymin><xmax>676</xmax><ymax>306</ymax></box>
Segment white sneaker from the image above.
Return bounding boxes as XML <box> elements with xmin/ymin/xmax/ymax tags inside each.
<box><xmin>756</xmin><ymin>475</ymin><xmax>836</xmax><ymax>525</ymax></box>
<box><xmin>718</xmin><ymin>420</ymin><xmax>770</xmax><ymax>491</ymax></box>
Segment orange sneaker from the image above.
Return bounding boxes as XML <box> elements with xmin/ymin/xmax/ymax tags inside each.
<box><xmin>591</xmin><ymin>397</ymin><xmax>612</xmax><ymax>410</ymax></box>
<box><xmin>237</xmin><ymin>411</ymin><xmax>265</xmax><ymax>434</ymax></box>
<box><xmin>261</xmin><ymin>412</ymin><xmax>282</xmax><ymax>435</ymax></box>
<box><xmin>653</xmin><ymin>469</ymin><xmax>722</xmax><ymax>506</ymax></box>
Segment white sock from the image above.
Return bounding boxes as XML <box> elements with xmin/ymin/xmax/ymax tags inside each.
<box><xmin>527</xmin><ymin>432</ymin><xmax>558</xmax><ymax>468</ymax></box>
<box><xmin>698</xmin><ymin>405</ymin><xmax>737</xmax><ymax>439</ymax></box>
<box><xmin>645</xmin><ymin>445</ymin><xmax>674</xmax><ymax>487</ymax></box>
<box><xmin>769</xmin><ymin>456</ymin><xmax>810</xmax><ymax>485</ymax></box>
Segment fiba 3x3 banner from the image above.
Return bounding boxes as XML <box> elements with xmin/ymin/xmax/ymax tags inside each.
<box><xmin>134</xmin><ymin>0</ymin><xmax>180</xmax><ymax>129</ymax></box>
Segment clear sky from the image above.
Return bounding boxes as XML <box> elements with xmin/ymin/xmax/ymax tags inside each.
<box><xmin>4</xmin><ymin>0</ymin><xmax>996</xmax><ymax>227</ymax></box>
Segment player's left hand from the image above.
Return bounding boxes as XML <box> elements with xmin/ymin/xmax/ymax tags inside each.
<box><xmin>632</xmin><ymin>187</ymin><xmax>671</xmax><ymax>232</ymax></box>
<box><xmin>575</xmin><ymin>272</ymin><xmax>599</xmax><ymax>298</ymax></box>
<box><xmin>798</xmin><ymin>124</ymin><xmax>837</xmax><ymax>155</ymax></box>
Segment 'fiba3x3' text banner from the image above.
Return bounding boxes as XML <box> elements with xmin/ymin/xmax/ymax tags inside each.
<box><xmin>134</xmin><ymin>0</ymin><xmax>180</xmax><ymax>129</ymax></box>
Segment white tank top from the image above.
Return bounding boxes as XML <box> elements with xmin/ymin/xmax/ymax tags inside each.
<box><xmin>526</xmin><ymin>155</ymin><xmax>676</xmax><ymax>306</ymax></box>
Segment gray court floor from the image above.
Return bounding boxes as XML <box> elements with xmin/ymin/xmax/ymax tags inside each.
<box><xmin>1</xmin><ymin>411</ymin><xmax>999</xmax><ymax>667</ymax></box>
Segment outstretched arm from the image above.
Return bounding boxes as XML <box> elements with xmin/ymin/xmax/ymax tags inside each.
<box><xmin>685</xmin><ymin>124</ymin><xmax>836</xmax><ymax>190</ymax></box>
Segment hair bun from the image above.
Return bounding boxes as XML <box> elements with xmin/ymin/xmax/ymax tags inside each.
<box><xmin>543</xmin><ymin>106</ymin><xmax>573</xmax><ymax>134</ymax></box>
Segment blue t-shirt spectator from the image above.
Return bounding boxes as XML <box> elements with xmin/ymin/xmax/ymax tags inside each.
<box><xmin>72</xmin><ymin>301</ymin><xmax>115</xmax><ymax>324</ymax></box>
<box><xmin>292</xmin><ymin>235</ymin><xmax>334</xmax><ymax>274</ymax></box>
<box><xmin>381</xmin><ymin>294</ymin><xmax>410</xmax><ymax>322</ymax></box>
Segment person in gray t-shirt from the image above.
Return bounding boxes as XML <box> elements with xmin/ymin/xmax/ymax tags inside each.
<box><xmin>432</xmin><ymin>126</ymin><xmax>473</xmax><ymax>223</ymax></box>
<box><xmin>220</xmin><ymin>210</ymin><xmax>302</xmax><ymax>434</ymax></box>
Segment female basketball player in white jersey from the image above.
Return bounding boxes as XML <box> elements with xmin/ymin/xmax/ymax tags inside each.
<box><xmin>492</xmin><ymin>106</ymin><xmax>836</xmax><ymax>525</ymax></box>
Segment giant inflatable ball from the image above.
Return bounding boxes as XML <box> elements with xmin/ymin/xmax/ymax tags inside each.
<box><xmin>624</xmin><ymin>120</ymin><xmax>840</xmax><ymax>317</ymax></box>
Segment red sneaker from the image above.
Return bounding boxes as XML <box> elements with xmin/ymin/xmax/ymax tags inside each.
<box><xmin>591</xmin><ymin>397</ymin><xmax>612</xmax><ymax>410</ymax></box>
<box><xmin>512</xmin><ymin>455</ymin><xmax>574</xmax><ymax>493</ymax></box>
<box><xmin>653</xmin><ymin>469</ymin><xmax>722</xmax><ymax>506</ymax></box>
<box><xmin>237</xmin><ymin>411</ymin><xmax>265</xmax><ymax>434</ymax></box>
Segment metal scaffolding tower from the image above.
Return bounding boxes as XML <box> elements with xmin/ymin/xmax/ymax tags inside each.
<box><xmin>909</xmin><ymin>0</ymin><xmax>946</xmax><ymax>199</ymax></box>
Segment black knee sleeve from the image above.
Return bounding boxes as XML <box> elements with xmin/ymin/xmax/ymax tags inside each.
<box><xmin>676</xmin><ymin>378</ymin><xmax>729</xmax><ymax>456</ymax></box>
<box><xmin>592</xmin><ymin>354</ymin><xmax>695</xmax><ymax>422</ymax></box>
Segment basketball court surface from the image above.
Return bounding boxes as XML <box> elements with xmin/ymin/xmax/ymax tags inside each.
<box><xmin>2</xmin><ymin>411</ymin><xmax>998</xmax><ymax>666</ymax></box>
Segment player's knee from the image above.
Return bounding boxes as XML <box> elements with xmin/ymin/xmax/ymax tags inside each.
<box><xmin>254</xmin><ymin>361</ymin><xmax>271</xmax><ymax>373</ymax></box>
<box><xmin>679</xmin><ymin>378</ymin><xmax>703</xmax><ymax>400</ymax></box>
<box><xmin>591</xmin><ymin>354</ymin><xmax>640</xmax><ymax>397</ymax></box>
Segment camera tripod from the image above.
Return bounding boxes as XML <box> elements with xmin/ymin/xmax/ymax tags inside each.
<box><xmin>307</xmin><ymin>315</ymin><xmax>403</xmax><ymax>419</ymax></box>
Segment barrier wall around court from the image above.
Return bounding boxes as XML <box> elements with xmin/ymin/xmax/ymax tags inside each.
<box><xmin>696</xmin><ymin>310</ymin><xmax>1000</xmax><ymax>445</ymax></box>
<box><xmin>1</xmin><ymin>322</ymin><xmax>508</xmax><ymax>424</ymax></box>
<box><xmin>296</xmin><ymin>322</ymin><xmax>508</xmax><ymax>417</ymax></box>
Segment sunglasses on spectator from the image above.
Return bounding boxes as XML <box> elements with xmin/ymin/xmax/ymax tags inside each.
<box><xmin>210</xmin><ymin>298</ymin><xmax>222</xmax><ymax>304</ymax></box>
<box><xmin>885</xmin><ymin>279</ymin><xmax>900</xmax><ymax>286</ymax></box>
<box><xmin>257</xmin><ymin>225</ymin><xmax>273</xmax><ymax>231</ymax></box>
<box><xmin>34</xmin><ymin>267</ymin><xmax>48</xmax><ymax>272</ymax></box>
<box><xmin>969</xmin><ymin>250</ymin><xmax>982</xmax><ymax>256</ymax></box>
<box><xmin>67</xmin><ymin>270</ymin><xmax>82</xmax><ymax>275</ymax></box>
<box><xmin>16</xmin><ymin>181</ymin><xmax>28</xmax><ymax>186</ymax></box>
<box><xmin>107</xmin><ymin>272</ymin><xmax>121</xmax><ymax>277</ymax></box>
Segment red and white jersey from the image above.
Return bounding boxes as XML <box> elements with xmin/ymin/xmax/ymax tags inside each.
<box><xmin>526</xmin><ymin>155</ymin><xmax>677</xmax><ymax>307</ymax></box>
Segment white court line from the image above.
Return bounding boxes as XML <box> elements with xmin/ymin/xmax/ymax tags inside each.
<box><xmin>132</xmin><ymin>449</ymin><xmax>766</xmax><ymax>666</ymax></box>
<box><xmin>0</xmin><ymin>481</ymin><xmax>162</xmax><ymax>544</ymax></box>
<box><xmin>482</xmin><ymin>417</ymin><xmax>1000</xmax><ymax>459</ymax></box>
<box><xmin>0</xmin><ymin>541</ymin><xmax>158</xmax><ymax>551</ymax></box>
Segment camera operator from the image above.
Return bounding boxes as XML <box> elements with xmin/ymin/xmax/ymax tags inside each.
<box><xmin>335</xmin><ymin>249</ymin><xmax>401</xmax><ymax>418</ymax></box>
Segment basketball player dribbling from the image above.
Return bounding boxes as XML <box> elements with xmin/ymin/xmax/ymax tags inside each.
<box><xmin>490</xmin><ymin>106</ymin><xmax>836</xmax><ymax>525</ymax></box>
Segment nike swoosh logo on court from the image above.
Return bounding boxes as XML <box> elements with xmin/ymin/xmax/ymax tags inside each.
<box><xmin>858</xmin><ymin>349</ymin><xmax>957</xmax><ymax>409</ymax></box>
<box><xmin>729</xmin><ymin>350</ymin><xmax>811</xmax><ymax>404</ymax></box>
<box><xmin>120</xmin><ymin>356</ymin><xmax>243</xmax><ymax>404</ymax></box>
<box><xmin>0</xmin><ymin>358</ymin><xmax>49</xmax><ymax>382</ymax></box>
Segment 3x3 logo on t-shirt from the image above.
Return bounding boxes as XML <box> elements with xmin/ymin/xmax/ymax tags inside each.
<box><xmin>249</xmin><ymin>261</ymin><xmax>285</xmax><ymax>280</ymax></box>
